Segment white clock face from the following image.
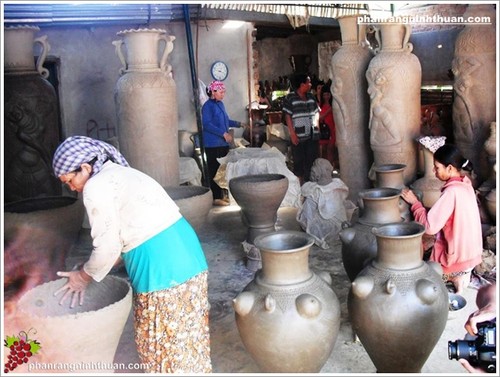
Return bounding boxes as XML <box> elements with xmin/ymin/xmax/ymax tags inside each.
<box><xmin>211</xmin><ymin>61</ymin><xmax>228</xmax><ymax>81</ymax></box>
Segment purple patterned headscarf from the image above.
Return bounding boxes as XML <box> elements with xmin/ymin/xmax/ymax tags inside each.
<box><xmin>52</xmin><ymin>136</ymin><xmax>129</xmax><ymax>177</ymax></box>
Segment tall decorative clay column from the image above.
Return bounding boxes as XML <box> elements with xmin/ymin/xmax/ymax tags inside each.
<box><xmin>114</xmin><ymin>28</ymin><xmax>179</xmax><ymax>187</ymax></box>
<box><xmin>367</xmin><ymin>23</ymin><xmax>422</xmax><ymax>185</ymax></box>
<box><xmin>330</xmin><ymin>15</ymin><xmax>373</xmax><ymax>201</ymax></box>
<box><xmin>452</xmin><ymin>4</ymin><xmax>496</xmax><ymax>186</ymax></box>
<box><xmin>4</xmin><ymin>25</ymin><xmax>61</xmax><ymax>203</ymax></box>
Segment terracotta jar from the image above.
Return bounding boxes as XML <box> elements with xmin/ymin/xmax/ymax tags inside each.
<box><xmin>330</xmin><ymin>15</ymin><xmax>373</xmax><ymax>201</ymax></box>
<box><xmin>367</xmin><ymin>23</ymin><xmax>421</xmax><ymax>184</ymax></box>
<box><xmin>113</xmin><ymin>28</ymin><xmax>179</xmax><ymax>187</ymax></box>
<box><xmin>233</xmin><ymin>231</ymin><xmax>340</xmax><ymax>372</ymax></box>
<box><xmin>9</xmin><ymin>276</ymin><xmax>132</xmax><ymax>373</ymax></box>
<box><xmin>348</xmin><ymin>222</ymin><xmax>448</xmax><ymax>373</ymax></box>
<box><xmin>4</xmin><ymin>25</ymin><xmax>61</xmax><ymax>202</ymax></box>
<box><xmin>340</xmin><ymin>187</ymin><xmax>402</xmax><ymax>281</ymax></box>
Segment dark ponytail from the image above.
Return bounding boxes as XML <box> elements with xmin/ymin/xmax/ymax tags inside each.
<box><xmin>434</xmin><ymin>144</ymin><xmax>472</xmax><ymax>171</ymax></box>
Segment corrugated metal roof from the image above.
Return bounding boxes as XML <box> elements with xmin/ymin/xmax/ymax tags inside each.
<box><xmin>202</xmin><ymin>3</ymin><xmax>369</xmax><ymax>18</ymax></box>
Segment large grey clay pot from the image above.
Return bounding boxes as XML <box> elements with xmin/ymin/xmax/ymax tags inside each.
<box><xmin>4</xmin><ymin>196</ymin><xmax>85</xmax><ymax>301</ymax></box>
<box><xmin>348</xmin><ymin>222</ymin><xmax>448</xmax><ymax>373</ymax></box>
<box><xmin>340</xmin><ymin>187</ymin><xmax>402</xmax><ymax>281</ymax></box>
<box><xmin>164</xmin><ymin>185</ymin><xmax>212</xmax><ymax>232</ymax></box>
<box><xmin>374</xmin><ymin>163</ymin><xmax>411</xmax><ymax>221</ymax></box>
<box><xmin>10</xmin><ymin>276</ymin><xmax>132</xmax><ymax>373</ymax></box>
<box><xmin>229</xmin><ymin>174</ymin><xmax>288</xmax><ymax>244</ymax></box>
<box><xmin>233</xmin><ymin>231</ymin><xmax>340</xmax><ymax>372</ymax></box>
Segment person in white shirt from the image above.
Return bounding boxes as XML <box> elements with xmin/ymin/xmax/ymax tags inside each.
<box><xmin>52</xmin><ymin>136</ymin><xmax>211</xmax><ymax>373</ymax></box>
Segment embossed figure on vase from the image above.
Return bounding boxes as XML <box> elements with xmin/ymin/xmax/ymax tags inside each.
<box><xmin>4</xmin><ymin>25</ymin><xmax>61</xmax><ymax>202</ymax></box>
<box><xmin>330</xmin><ymin>15</ymin><xmax>373</xmax><ymax>201</ymax></box>
<box><xmin>452</xmin><ymin>4</ymin><xmax>496</xmax><ymax>185</ymax></box>
<box><xmin>367</xmin><ymin>23</ymin><xmax>421</xmax><ymax>184</ymax></box>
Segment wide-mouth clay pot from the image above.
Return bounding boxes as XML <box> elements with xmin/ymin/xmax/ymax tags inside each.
<box><xmin>10</xmin><ymin>276</ymin><xmax>132</xmax><ymax>373</ymax></box>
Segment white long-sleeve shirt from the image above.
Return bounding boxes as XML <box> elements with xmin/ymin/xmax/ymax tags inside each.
<box><xmin>82</xmin><ymin>162</ymin><xmax>182</xmax><ymax>281</ymax></box>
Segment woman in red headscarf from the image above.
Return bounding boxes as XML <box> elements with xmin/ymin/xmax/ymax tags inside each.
<box><xmin>201</xmin><ymin>80</ymin><xmax>243</xmax><ymax>206</ymax></box>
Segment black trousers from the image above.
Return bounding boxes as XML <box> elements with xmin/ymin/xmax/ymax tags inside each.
<box><xmin>205</xmin><ymin>146</ymin><xmax>230</xmax><ymax>200</ymax></box>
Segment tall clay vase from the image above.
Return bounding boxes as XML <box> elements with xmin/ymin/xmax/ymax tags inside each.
<box><xmin>114</xmin><ymin>28</ymin><xmax>179</xmax><ymax>187</ymax></box>
<box><xmin>229</xmin><ymin>174</ymin><xmax>289</xmax><ymax>244</ymax></box>
<box><xmin>367</xmin><ymin>23</ymin><xmax>421</xmax><ymax>184</ymax></box>
<box><xmin>340</xmin><ymin>187</ymin><xmax>402</xmax><ymax>282</ymax></box>
<box><xmin>452</xmin><ymin>4</ymin><xmax>496</xmax><ymax>185</ymax></box>
<box><xmin>8</xmin><ymin>276</ymin><xmax>132</xmax><ymax>373</ymax></box>
<box><xmin>374</xmin><ymin>163</ymin><xmax>411</xmax><ymax>221</ymax></box>
<box><xmin>348</xmin><ymin>222</ymin><xmax>448</xmax><ymax>372</ymax></box>
<box><xmin>233</xmin><ymin>231</ymin><xmax>341</xmax><ymax>372</ymax></box>
<box><xmin>330</xmin><ymin>15</ymin><xmax>373</xmax><ymax>201</ymax></box>
<box><xmin>410</xmin><ymin>147</ymin><xmax>444</xmax><ymax>208</ymax></box>
<box><xmin>4</xmin><ymin>25</ymin><xmax>61</xmax><ymax>203</ymax></box>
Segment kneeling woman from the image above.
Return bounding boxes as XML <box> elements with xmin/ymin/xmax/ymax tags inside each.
<box><xmin>52</xmin><ymin>136</ymin><xmax>212</xmax><ymax>373</ymax></box>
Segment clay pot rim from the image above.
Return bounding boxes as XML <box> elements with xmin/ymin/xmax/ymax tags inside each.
<box><xmin>16</xmin><ymin>276</ymin><xmax>132</xmax><ymax>320</ymax></box>
<box><xmin>359</xmin><ymin>187</ymin><xmax>401</xmax><ymax>199</ymax></box>
<box><xmin>229</xmin><ymin>173</ymin><xmax>287</xmax><ymax>185</ymax></box>
<box><xmin>254</xmin><ymin>230</ymin><xmax>314</xmax><ymax>253</ymax></box>
<box><xmin>374</xmin><ymin>164</ymin><xmax>407</xmax><ymax>173</ymax></box>
<box><xmin>4</xmin><ymin>195</ymin><xmax>79</xmax><ymax>214</ymax></box>
<box><xmin>372</xmin><ymin>221</ymin><xmax>425</xmax><ymax>238</ymax></box>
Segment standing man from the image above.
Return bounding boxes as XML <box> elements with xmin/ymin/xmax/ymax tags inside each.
<box><xmin>283</xmin><ymin>73</ymin><xmax>320</xmax><ymax>185</ymax></box>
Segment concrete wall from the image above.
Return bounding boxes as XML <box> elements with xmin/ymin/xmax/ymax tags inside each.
<box><xmin>37</xmin><ymin>20</ymin><xmax>253</xmax><ymax>140</ymax></box>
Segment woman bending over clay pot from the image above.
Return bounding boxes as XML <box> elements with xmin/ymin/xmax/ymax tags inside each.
<box><xmin>52</xmin><ymin>136</ymin><xmax>211</xmax><ymax>373</ymax></box>
<box><xmin>401</xmin><ymin>144</ymin><xmax>482</xmax><ymax>294</ymax></box>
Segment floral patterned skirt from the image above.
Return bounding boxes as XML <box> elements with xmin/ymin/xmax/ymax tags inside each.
<box><xmin>133</xmin><ymin>271</ymin><xmax>212</xmax><ymax>373</ymax></box>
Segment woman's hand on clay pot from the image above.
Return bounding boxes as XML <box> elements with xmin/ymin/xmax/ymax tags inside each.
<box><xmin>400</xmin><ymin>188</ymin><xmax>418</xmax><ymax>205</ymax></box>
<box><xmin>54</xmin><ymin>269</ymin><xmax>93</xmax><ymax>308</ymax></box>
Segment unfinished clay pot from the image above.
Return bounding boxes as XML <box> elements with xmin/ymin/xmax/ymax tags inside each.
<box><xmin>10</xmin><ymin>276</ymin><xmax>132</xmax><ymax>373</ymax></box>
<box><xmin>4</xmin><ymin>196</ymin><xmax>84</xmax><ymax>302</ymax></box>
<box><xmin>229</xmin><ymin>174</ymin><xmax>288</xmax><ymax>244</ymax></box>
<box><xmin>164</xmin><ymin>185</ymin><xmax>212</xmax><ymax>232</ymax></box>
<box><xmin>340</xmin><ymin>187</ymin><xmax>402</xmax><ymax>281</ymax></box>
<box><xmin>233</xmin><ymin>231</ymin><xmax>340</xmax><ymax>372</ymax></box>
<box><xmin>348</xmin><ymin>222</ymin><xmax>448</xmax><ymax>373</ymax></box>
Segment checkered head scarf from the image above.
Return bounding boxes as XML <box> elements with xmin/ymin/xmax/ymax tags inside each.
<box><xmin>52</xmin><ymin>136</ymin><xmax>129</xmax><ymax>178</ymax></box>
<box><xmin>208</xmin><ymin>80</ymin><xmax>225</xmax><ymax>92</ymax></box>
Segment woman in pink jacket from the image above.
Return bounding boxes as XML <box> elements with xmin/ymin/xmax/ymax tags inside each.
<box><xmin>401</xmin><ymin>144</ymin><xmax>483</xmax><ymax>294</ymax></box>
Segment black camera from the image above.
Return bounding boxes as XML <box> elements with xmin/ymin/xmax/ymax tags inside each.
<box><xmin>448</xmin><ymin>321</ymin><xmax>496</xmax><ymax>373</ymax></box>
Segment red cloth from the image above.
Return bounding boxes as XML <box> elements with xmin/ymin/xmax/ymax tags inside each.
<box><xmin>319</xmin><ymin>102</ymin><xmax>336</xmax><ymax>146</ymax></box>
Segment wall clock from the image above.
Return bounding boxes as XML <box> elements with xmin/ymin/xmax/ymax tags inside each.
<box><xmin>211</xmin><ymin>60</ymin><xmax>229</xmax><ymax>81</ymax></box>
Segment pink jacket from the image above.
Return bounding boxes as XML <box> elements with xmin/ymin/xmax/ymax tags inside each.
<box><xmin>411</xmin><ymin>176</ymin><xmax>483</xmax><ymax>274</ymax></box>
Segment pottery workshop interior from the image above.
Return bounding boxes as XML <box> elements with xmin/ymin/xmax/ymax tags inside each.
<box><xmin>2</xmin><ymin>1</ymin><xmax>498</xmax><ymax>375</ymax></box>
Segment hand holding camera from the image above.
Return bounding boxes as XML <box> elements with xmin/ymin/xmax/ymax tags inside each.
<box><xmin>448</xmin><ymin>283</ymin><xmax>497</xmax><ymax>373</ymax></box>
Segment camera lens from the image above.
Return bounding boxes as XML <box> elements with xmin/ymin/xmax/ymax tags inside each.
<box><xmin>448</xmin><ymin>340</ymin><xmax>476</xmax><ymax>361</ymax></box>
